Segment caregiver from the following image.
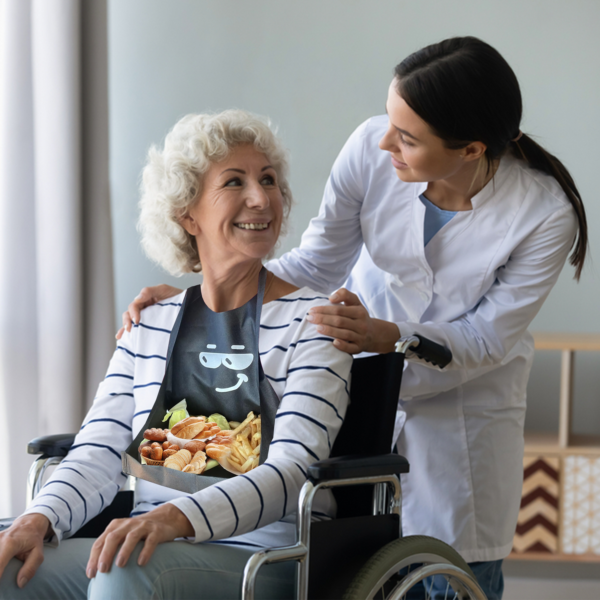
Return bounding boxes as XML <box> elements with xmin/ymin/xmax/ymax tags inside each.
<box><xmin>118</xmin><ymin>37</ymin><xmax>587</xmax><ymax>599</ymax></box>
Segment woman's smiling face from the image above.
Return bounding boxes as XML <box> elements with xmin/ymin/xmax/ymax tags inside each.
<box><xmin>378</xmin><ymin>79</ymin><xmax>467</xmax><ymax>183</ymax></box>
<box><xmin>181</xmin><ymin>143</ymin><xmax>284</xmax><ymax>266</ymax></box>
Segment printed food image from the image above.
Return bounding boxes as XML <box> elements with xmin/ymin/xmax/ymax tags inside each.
<box><xmin>138</xmin><ymin>406</ymin><xmax>261</xmax><ymax>476</ymax></box>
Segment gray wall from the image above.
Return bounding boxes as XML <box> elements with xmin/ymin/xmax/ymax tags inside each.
<box><xmin>108</xmin><ymin>1</ymin><xmax>600</xmax><ymax>441</ymax></box>
<box><xmin>108</xmin><ymin>1</ymin><xmax>600</xmax><ymax>592</ymax></box>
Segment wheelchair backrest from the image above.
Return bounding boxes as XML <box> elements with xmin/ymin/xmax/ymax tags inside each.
<box><xmin>331</xmin><ymin>352</ymin><xmax>404</xmax><ymax>458</ymax></box>
<box><xmin>330</xmin><ymin>352</ymin><xmax>405</xmax><ymax>519</ymax></box>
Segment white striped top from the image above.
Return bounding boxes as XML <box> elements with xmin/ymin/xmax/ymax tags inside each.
<box><xmin>25</xmin><ymin>287</ymin><xmax>352</xmax><ymax>549</ymax></box>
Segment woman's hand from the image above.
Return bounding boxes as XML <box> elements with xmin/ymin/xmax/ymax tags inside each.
<box><xmin>0</xmin><ymin>514</ymin><xmax>52</xmax><ymax>588</ymax></box>
<box><xmin>116</xmin><ymin>285</ymin><xmax>183</xmax><ymax>340</ymax></box>
<box><xmin>86</xmin><ymin>503</ymin><xmax>194</xmax><ymax>578</ymax></box>
<box><xmin>307</xmin><ymin>288</ymin><xmax>400</xmax><ymax>355</ymax></box>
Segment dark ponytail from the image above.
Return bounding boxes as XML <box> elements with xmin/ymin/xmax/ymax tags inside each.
<box><xmin>394</xmin><ymin>36</ymin><xmax>588</xmax><ymax>280</ymax></box>
<box><xmin>512</xmin><ymin>134</ymin><xmax>587</xmax><ymax>278</ymax></box>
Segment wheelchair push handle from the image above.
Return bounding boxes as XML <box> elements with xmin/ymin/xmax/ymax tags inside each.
<box><xmin>396</xmin><ymin>334</ymin><xmax>452</xmax><ymax>369</ymax></box>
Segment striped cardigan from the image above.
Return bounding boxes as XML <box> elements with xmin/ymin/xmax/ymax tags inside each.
<box><xmin>25</xmin><ymin>287</ymin><xmax>352</xmax><ymax>549</ymax></box>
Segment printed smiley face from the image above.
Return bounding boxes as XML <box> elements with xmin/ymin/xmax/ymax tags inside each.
<box><xmin>199</xmin><ymin>344</ymin><xmax>254</xmax><ymax>393</ymax></box>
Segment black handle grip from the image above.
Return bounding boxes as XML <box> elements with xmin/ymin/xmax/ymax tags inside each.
<box><xmin>412</xmin><ymin>335</ymin><xmax>452</xmax><ymax>369</ymax></box>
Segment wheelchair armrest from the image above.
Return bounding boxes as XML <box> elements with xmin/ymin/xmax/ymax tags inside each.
<box><xmin>27</xmin><ymin>433</ymin><xmax>76</xmax><ymax>457</ymax></box>
<box><xmin>307</xmin><ymin>453</ymin><xmax>409</xmax><ymax>483</ymax></box>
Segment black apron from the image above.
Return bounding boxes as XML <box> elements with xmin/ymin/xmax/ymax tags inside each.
<box><xmin>122</xmin><ymin>268</ymin><xmax>280</xmax><ymax>494</ymax></box>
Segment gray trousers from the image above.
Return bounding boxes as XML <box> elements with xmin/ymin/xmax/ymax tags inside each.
<box><xmin>0</xmin><ymin>539</ymin><xmax>295</xmax><ymax>600</ymax></box>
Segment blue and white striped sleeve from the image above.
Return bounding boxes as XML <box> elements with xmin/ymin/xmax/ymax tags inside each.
<box><xmin>23</xmin><ymin>329</ymin><xmax>138</xmax><ymax>543</ymax></box>
<box><xmin>168</xmin><ymin>311</ymin><xmax>352</xmax><ymax>543</ymax></box>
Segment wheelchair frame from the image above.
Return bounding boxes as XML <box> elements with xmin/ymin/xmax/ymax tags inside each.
<box><xmin>242</xmin><ymin>475</ymin><xmax>402</xmax><ymax>600</ymax></box>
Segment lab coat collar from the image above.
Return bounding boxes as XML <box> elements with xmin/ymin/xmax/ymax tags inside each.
<box><xmin>414</xmin><ymin>154</ymin><xmax>516</xmax><ymax>211</ymax></box>
<box><xmin>468</xmin><ymin>154</ymin><xmax>515</xmax><ymax>210</ymax></box>
<box><xmin>412</xmin><ymin>156</ymin><xmax>516</xmax><ymax>260</ymax></box>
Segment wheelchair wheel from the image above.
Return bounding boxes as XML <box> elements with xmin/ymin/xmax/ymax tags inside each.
<box><xmin>342</xmin><ymin>535</ymin><xmax>487</xmax><ymax>600</ymax></box>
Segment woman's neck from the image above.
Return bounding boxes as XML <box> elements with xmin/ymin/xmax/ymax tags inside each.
<box><xmin>200</xmin><ymin>259</ymin><xmax>264</xmax><ymax>313</ymax></box>
<box><xmin>426</xmin><ymin>158</ymin><xmax>499</xmax><ymax>211</ymax></box>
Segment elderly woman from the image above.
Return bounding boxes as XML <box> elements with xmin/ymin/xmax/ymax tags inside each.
<box><xmin>0</xmin><ymin>110</ymin><xmax>352</xmax><ymax>599</ymax></box>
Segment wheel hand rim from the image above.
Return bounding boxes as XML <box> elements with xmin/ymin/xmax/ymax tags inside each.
<box><xmin>388</xmin><ymin>564</ymin><xmax>487</xmax><ymax>600</ymax></box>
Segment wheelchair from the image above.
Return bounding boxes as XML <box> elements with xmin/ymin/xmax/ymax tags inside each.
<box><xmin>23</xmin><ymin>336</ymin><xmax>487</xmax><ymax>600</ymax></box>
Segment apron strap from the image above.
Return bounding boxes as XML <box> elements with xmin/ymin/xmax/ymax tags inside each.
<box><xmin>256</xmin><ymin>267</ymin><xmax>267</xmax><ymax>321</ymax></box>
<box><xmin>166</xmin><ymin>288</ymin><xmax>194</xmax><ymax>364</ymax></box>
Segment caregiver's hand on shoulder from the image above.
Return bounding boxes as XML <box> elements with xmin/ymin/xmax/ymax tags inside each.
<box><xmin>0</xmin><ymin>513</ymin><xmax>52</xmax><ymax>588</ymax></box>
<box><xmin>116</xmin><ymin>284</ymin><xmax>183</xmax><ymax>340</ymax></box>
<box><xmin>307</xmin><ymin>288</ymin><xmax>400</xmax><ymax>355</ymax></box>
<box><xmin>86</xmin><ymin>503</ymin><xmax>194</xmax><ymax>578</ymax></box>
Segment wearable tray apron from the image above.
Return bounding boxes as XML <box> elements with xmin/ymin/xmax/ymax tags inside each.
<box><xmin>122</xmin><ymin>268</ymin><xmax>280</xmax><ymax>494</ymax></box>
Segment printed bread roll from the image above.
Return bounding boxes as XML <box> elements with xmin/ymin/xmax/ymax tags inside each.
<box><xmin>163</xmin><ymin>448</ymin><xmax>177</xmax><ymax>458</ymax></box>
<box><xmin>210</xmin><ymin>435</ymin><xmax>233</xmax><ymax>447</ymax></box>
<box><xmin>150</xmin><ymin>446</ymin><xmax>163</xmax><ymax>461</ymax></box>
<box><xmin>176</xmin><ymin>422</ymin><xmax>206</xmax><ymax>440</ymax></box>
<box><xmin>183</xmin><ymin>440</ymin><xmax>206</xmax><ymax>454</ymax></box>
<box><xmin>162</xmin><ymin>441</ymin><xmax>171</xmax><ymax>450</ymax></box>
<box><xmin>171</xmin><ymin>416</ymin><xmax>205</xmax><ymax>438</ymax></box>
<box><xmin>140</xmin><ymin>446</ymin><xmax>152</xmax><ymax>458</ymax></box>
<box><xmin>205</xmin><ymin>434</ymin><xmax>233</xmax><ymax>458</ymax></box>
<box><xmin>182</xmin><ymin>450</ymin><xmax>207</xmax><ymax>474</ymax></box>
<box><xmin>164</xmin><ymin>449</ymin><xmax>192</xmax><ymax>471</ymax></box>
<box><xmin>144</xmin><ymin>428</ymin><xmax>168</xmax><ymax>442</ymax></box>
<box><xmin>171</xmin><ymin>416</ymin><xmax>205</xmax><ymax>435</ymax></box>
<box><xmin>151</xmin><ymin>442</ymin><xmax>161</xmax><ymax>449</ymax></box>
<box><xmin>205</xmin><ymin>443</ymin><xmax>232</xmax><ymax>460</ymax></box>
<box><xmin>193</xmin><ymin>423</ymin><xmax>221</xmax><ymax>441</ymax></box>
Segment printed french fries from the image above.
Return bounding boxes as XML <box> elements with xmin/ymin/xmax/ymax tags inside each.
<box><xmin>207</xmin><ymin>412</ymin><xmax>261</xmax><ymax>474</ymax></box>
<box><xmin>230</xmin><ymin>414</ymin><xmax>261</xmax><ymax>473</ymax></box>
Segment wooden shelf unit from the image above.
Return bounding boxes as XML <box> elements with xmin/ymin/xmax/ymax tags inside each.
<box><xmin>523</xmin><ymin>431</ymin><xmax>600</xmax><ymax>456</ymax></box>
<box><xmin>509</xmin><ymin>332</ymin><xmax>600</xmax><ymax>563</ymax></box>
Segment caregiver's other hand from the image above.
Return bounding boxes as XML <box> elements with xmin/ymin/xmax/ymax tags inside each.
<box><xmin>116</xmin><ymin>284</ymin><xmax>183</xmax><ymax>340</ymax></box>
<box><xmin>307</xmin><ymin>288</ymin><xmax>400</xmax><ymax>355</ymax></box>
<box><xmin>0</xmin><ymin>513</ymin><xmax>52</xmax><ymax>588</ymax></box>
<box><xmin>86</xmin><ymin>503</ymin><xmax>194</xmax><ymax>578</ymax></box>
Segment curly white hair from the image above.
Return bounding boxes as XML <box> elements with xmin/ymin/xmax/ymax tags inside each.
<box><xmin>138</xmin><ymin>109</ymin><xmax>293</xmax><ymax>275</ymax></box>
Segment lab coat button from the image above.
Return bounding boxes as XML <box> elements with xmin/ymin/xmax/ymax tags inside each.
<box><xmin>420</xmin><ymin>291</ymin><xmax>429</xmax><ymax>301</ymax></box>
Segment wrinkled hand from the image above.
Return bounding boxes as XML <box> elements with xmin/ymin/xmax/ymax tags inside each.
<box><xmin>116</xmin><ymin>285</ymin><xmax>183</xmax><ymax>340</ymax></box>
<box><xmin>307</xmin><ymin>288</ymin><xmax>400</xmax><ymax>355</ymax></box>
<box><xmin>0</xmin><ymin>513</ymin><xmax>52</xmax><ymax>588</ymax></box>
<box><xmin>86</xmin><ymin>503</ymin><xmax>193</xmax><ymax>578</ymax></box>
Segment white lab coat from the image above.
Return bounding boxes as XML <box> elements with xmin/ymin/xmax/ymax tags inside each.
<box><xmin>269</xmin><ymin>115</ymin><xmax>577</xmax><ymax>562</ymax></box>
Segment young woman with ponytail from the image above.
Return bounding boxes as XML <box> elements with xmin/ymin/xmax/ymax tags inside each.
<box><xmin>120</xmin><ymin>37</ymin><xmax>587</xmax><ymax>599</ymax></box>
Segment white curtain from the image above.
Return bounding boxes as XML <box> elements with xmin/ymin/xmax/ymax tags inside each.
<box><xmin>0</xmin><ymin>0</ymin><xmax>114</xmax><ymax>517</ymax></box>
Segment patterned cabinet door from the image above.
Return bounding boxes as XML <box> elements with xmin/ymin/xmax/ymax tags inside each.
<box><xmin>562</xmin><ymin>455</ymin><xmax>600</xmax><ymax>555</ymax></box>
<box><xmin>513</xmin><ymin>455</ymin><xmax>560</xmax><ymax>554</ymax></box>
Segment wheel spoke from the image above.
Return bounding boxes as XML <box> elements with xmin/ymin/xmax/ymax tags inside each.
<box><xmin>444</xmin><ymin>577</ymin><xmax>451</xmax><ymax>599</ymax></box>
<box><xmin>427</xmin><ymin>575</ymin><xmax>435</xmax><ymax>599</ymax></box>
<box><xmin>451</xmin><ymin>577</ymin><xmax>459</xmax><ymax>600</ymax></box>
